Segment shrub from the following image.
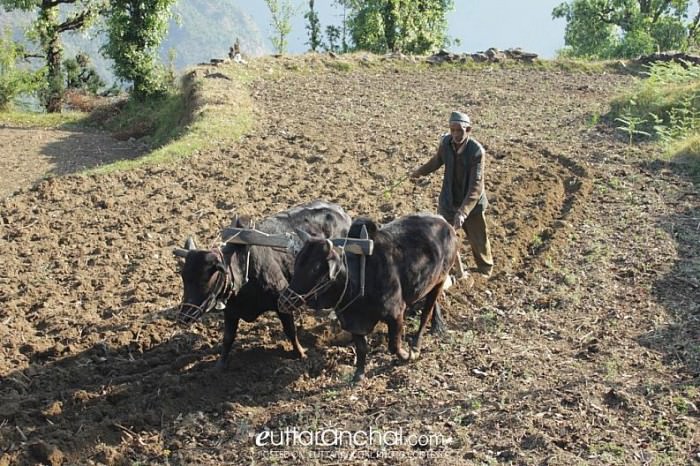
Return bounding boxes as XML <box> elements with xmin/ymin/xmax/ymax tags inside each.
<box><xmin>610</xmin><ymin>61</ymin><xmax>700</xmax><ymax>141</ymax></box>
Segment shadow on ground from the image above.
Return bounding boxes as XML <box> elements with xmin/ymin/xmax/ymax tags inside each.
<box><xmin>640</xmin><ymin>158</ymin><xmax>700</xmax><ymax>381</ymax></box>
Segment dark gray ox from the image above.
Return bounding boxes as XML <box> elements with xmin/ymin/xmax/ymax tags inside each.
<box><xmin>279</xmin><ymin>214</ymin><xmax>457</xmax><ymax>382</ymax></box>
<box><xmin>173</xmin><ymin>200</ymin><xmax>351</xmax><ymax>367</ymax></box>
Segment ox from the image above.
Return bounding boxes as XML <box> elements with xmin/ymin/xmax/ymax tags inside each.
<box><xmin>279</xmin><ymin>214</ymin><xmax>457</xmax><ymax>382</ymax></box>
<box><xmin>173</xmin><ymin>200</ymin><xmax>351</xmax><ymax>367</ymax></box>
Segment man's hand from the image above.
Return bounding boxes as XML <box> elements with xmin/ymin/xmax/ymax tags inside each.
<box><xmin>453</xmin><ymin>210</ymin><xmax>467</xmax><ymax>229</ymax></box>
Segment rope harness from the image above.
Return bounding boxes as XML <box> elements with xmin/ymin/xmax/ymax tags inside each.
<box><xmin>177</xmin><ymin>247</ymin><xmax>235</xmax><ymax>324</ymax></box>
<box><xmin>278</xmin><ymin>246</ymin><xmax>362</xmax><ymax>317</ymax></box>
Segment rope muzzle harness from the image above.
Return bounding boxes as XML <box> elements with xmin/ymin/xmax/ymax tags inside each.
<box><xmin>177</xmin><ymin>246</ymin><xmax>237</xmax><ymax>324</ymax></box>
<box><xmin>278</xmin><ymin>239</ymin><xmax>364</xmax><ymax>318</ymax></box>
<box><xmin>176</xmin><ymin>229</ymin><xmax>252</xmax><ymax>325</ymax></box>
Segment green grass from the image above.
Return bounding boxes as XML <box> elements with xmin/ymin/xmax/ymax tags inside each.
<box><xmin>88</xmin><ymin>65</ymin><xmax>254</xmax><ymax>174</ymax></box>
<box><xmin>667</xmin><ymin>133</ymin><xmax>700</xmax><ymax>182</ymax></box>
<box><xmin>607</xmin><ymin>61</ymin><xmax>700</xmax><ymax>182</ymax></box>
<box><xmin>0</xmin><ymin>109</ymin><xmax>87</xmax><ymax>128</ymax></box>
<box><xmin>325</xmin><ymin>60</ymin><xmax>354</xmax><ymax>72</ymax></box>
<box><xmin>2</xmin><ymin>61</ymin><xmax>255</xmax><ymax>176</ymax></box>
<box><xmin>609</xmin><ymin>61</ymin><xmax>699</xmax><ymax>141</ymax></box>
<box><xmin>534</xmin><ymin>57</ymin><xmax>614</xmax><ymax>73</ymax></box>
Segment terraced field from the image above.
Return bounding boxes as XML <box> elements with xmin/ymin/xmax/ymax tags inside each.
<box><xmin>1</xmin><ymin>56</ymin><xmax>698</xmax><ymax>465</ymax></box>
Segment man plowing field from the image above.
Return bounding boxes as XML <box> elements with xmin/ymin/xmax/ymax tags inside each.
<box><xmin>411</xmin><ymin>111</ymin><xmax>494</xmax><ymax>281</ymax></box>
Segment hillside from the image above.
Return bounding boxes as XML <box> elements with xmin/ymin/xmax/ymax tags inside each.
<box><xmin>0</xmin><ymin>56</ymin><xmax>698</xmax><ymax>465</ymax></box>
<box><xmin>0</xmin><ymin>1</ymin><xmax>266</xmax><ymax>83</ymax></box>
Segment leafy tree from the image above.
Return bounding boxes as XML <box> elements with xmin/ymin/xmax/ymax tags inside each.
<box><xmin>64</xmin><ymin>52</ymin><xmax>104</xmax><ymax>94</ymax></box>
<box><xmin>265</xmin><ymin>0</ymin><xmax>296</xmax><ymax>54</ymax></box>
<box><xmin>103</xmin><ymin>0</ymin><xmax>176</xmax><ymax>100</ymax></box>
<box><xmin>0</xmin><ymin>0</ymin><xmax>105</xmax><ymax>112</ymax></box>
<box><xmin>325</xmin><ymin>24</ymin><xmax>341</xmax><ymax>52</ymax></box>
<box><xmin>305</xmin><ymin>0</ymin><xmax>322</xmax><ymax>51</ymax></box>
<box><xmin>553</xmin><ymin>0</ymin><xmax>700</xmax><ymax>58</ymax></box>
<box><xmin>338</xmin><ymin>0</ymin><xmax>454</xmax><ymax>54</ymax></box>
<box><xmin>0</xmin><ymin>28</ymin><xmax>44</xmax><ymax>110</ymax></box>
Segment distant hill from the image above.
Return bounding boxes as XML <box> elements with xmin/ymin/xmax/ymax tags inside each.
<box><xmin>164</xmin><ymin>0</ymin><xmax>267</xmax><ymax>68</ymax></box>
<box><xmin>1</xmin><ymin>0</ymin><xmax>267</xmax><ymax>85</ymax></box>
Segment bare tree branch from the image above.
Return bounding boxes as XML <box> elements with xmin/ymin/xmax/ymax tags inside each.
<box><xmin>651</xmin><ymin>0</ymin><xmax>672</xmax><ymax>23</ymax></box>
<box><xmin>55</xmin><ymin>10</ymin><xmax>90</xmax><ymax>33</ymax></box>
<box><xmin>43</xmin><ymin>0</ymin><xmax>79</xmax><ymax>8</ymax></box>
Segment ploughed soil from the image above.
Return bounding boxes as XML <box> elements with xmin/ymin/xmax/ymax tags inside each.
<box><xmin>0</xmin><ymin>57</ymin><xmax>698</xmax><ymax>465</ymax></box>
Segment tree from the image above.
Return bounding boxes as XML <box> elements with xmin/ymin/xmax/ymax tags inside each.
<box><xmin>0</xmin><ymin>0</ymin><xmax>105</xmax><ymax>112</ymax></box>
<box><xmin>103</xmin><ymin>0</ymin><xmax>176</xmax><ymax>100</ymax></box>
<box><xmin>305</xmin><ymin>0</ymin><xmax>322</xmax><ymax>51</ymax></box>
<box><xmin>64</xmin><ymin>52</ymin><xmax>104</xmax><ymax>94</ymax></box>
<box><xmin>324</xmin><ymin>25</ymin><xmax>341</xmax><ymax>52</ymax></box>
<box><xmin>0</xmin><ymin>29</ymin><xmax>44</xmax><ymax>110</ymax></box>
<box><xmin>265</xmin><ymin>0</ymin><xmax>296</xmax><ymax>54</ymax></box>
<box><xmin>552</xmin><ymin>0</ymin><xmax>700</xmax><ymax>58</ymax></box>
<box><xmin>338</xmin><ymin>0</ymin><xmax>454</xmax><ymax>54</ymax></box>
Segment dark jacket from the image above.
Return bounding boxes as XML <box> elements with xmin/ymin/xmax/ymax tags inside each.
<box><xmin>416</xmin><ymin>134</ymin><xmax>488</xmax><ymax>218</ymax></box>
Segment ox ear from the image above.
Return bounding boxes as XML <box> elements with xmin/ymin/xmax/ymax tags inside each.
<box><xmin>235</xmin><ymin>215</ymin><xmax>253</xmax><ymax>229</ymax></box>
<box><xmin>185</xmin><ymin>236</ymin><xmax>197</xmax><ymax>250</ymax></box>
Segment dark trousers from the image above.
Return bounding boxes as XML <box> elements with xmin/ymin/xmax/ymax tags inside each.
<box><xmin>440</xmin><ymin>209</ymin><xmax>494</xmax><ymax>272</ymax></box>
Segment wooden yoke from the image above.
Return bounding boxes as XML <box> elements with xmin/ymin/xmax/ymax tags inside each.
<box><xmin>222</xmin><ymin>227</ymin><xmax>374</xmax><ymax>256</ymax></box>
<box><xmin>359</xmin><ymin>225</ymin><xmax>368</xmax><ymax>296</ymax></box>
<box><xmin>222</xmin><ymin>227</ymin><xmax>293</xmax><ymax>249</ymax></box>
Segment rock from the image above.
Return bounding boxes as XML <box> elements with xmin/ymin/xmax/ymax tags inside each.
<box><xmin>485</xmin><ymin>47</ymin><xmax>506</xmax><ymax>62</ymax></box>
<box><xmin>94</xmin><ymin>445</ymin><xmax>121</xmax><ymax>466</ymax></box>
<box><xmin>28</xmin><ymin>442</ymin><xmax>64</xmax><ymax>466</ymax></box>
<box><xmin>0</xmin><ymin>453</ymin><xmax>16</xmax><ymax>466</ymax></box>
<box><xmin>634</xmin><ymin>51</ymin><xmax>700</xmax><ymax>68</ymax></box>
<box><xmin>42</xmin><ymin>400</ymin><xmax>63</xmax><ymax>417</ymax></box>
<box><xmin>305</xmin><ymin>154</ymin><xmax>324</xmax><ymax>164</ymax></box>
<box><xmin>505</xmin><ymin>47</ymin><xmax>538</xmax><ymax>62</ymax></box>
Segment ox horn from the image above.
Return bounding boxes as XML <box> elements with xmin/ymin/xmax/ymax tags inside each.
<box><xmin>185</xmin><ymin>236</ymin><xmax>197</xmax><ymax>250</ymax></box>
<box><xmin>173</xmin><ymin>248</ymin><xmax>188</xmax><ymax>258</ymax></box>
<box><xmin>294</xmin><ymin>228</ymin><xmax>312</xmax><ymax>243</ymax></box>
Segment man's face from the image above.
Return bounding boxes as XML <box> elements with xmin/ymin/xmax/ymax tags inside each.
<box><xmin>450</xmin><ymin>122</ymin><xmax>469</xmax><ymax>144</ymax></box>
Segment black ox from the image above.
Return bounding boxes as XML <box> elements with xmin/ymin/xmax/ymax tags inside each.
<box><xmin>173</xmin><ymin>200</ymin><xmax>351</xmax><ymax>367</ymax></box>
<box><xmin>279</xmin><ymin>214</ymin><xmax>457</xmax><ymax>382</ymax></box>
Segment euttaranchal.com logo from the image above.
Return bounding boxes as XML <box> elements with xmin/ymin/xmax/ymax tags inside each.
<box><xmin>254</xmin><ymin>426</ymin><xmax>449</xmax><ymax>449</ymax></box>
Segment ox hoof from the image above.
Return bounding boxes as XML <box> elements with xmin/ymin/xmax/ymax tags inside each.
<box><xmin>396</xmin><ymin>347</ymin><xmax>410</xmax><ymax>361</ymax></box>
<box><xmin>352</xmin><ymin>372</ymin><xmax>365</xmax><ymax>384</ymax></box>
<box><xmin>215</xmin><ymin>359</ymin><xmax>229</xmax><ymax>371</ymax></box>
<box><xmin>409</xmin><ymin>347</ymin><xmax>421</xmax><ymax>361</ymax></box>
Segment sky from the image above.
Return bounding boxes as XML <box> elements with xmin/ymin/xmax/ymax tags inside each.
<box><xmin>244</xmin><ymin>1</ymin><xmax>568</xmax><ymax>58</ymax></box>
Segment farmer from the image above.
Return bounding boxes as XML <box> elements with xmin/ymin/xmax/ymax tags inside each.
<box><xmin>411</xmin><ymin>111</ymin><xmax>494</xmax><ymax>278</ymax></box>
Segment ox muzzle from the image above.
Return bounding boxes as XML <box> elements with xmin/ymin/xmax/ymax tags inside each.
<box><xmin>177</xmin><ymin>250</ymin><xmax>233</xmax><ymax>324</ymax></box>
<box><xmin>278</xmin><ymin>276</ymin><xmax>336</xmax><ymax>316</ymax></box>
